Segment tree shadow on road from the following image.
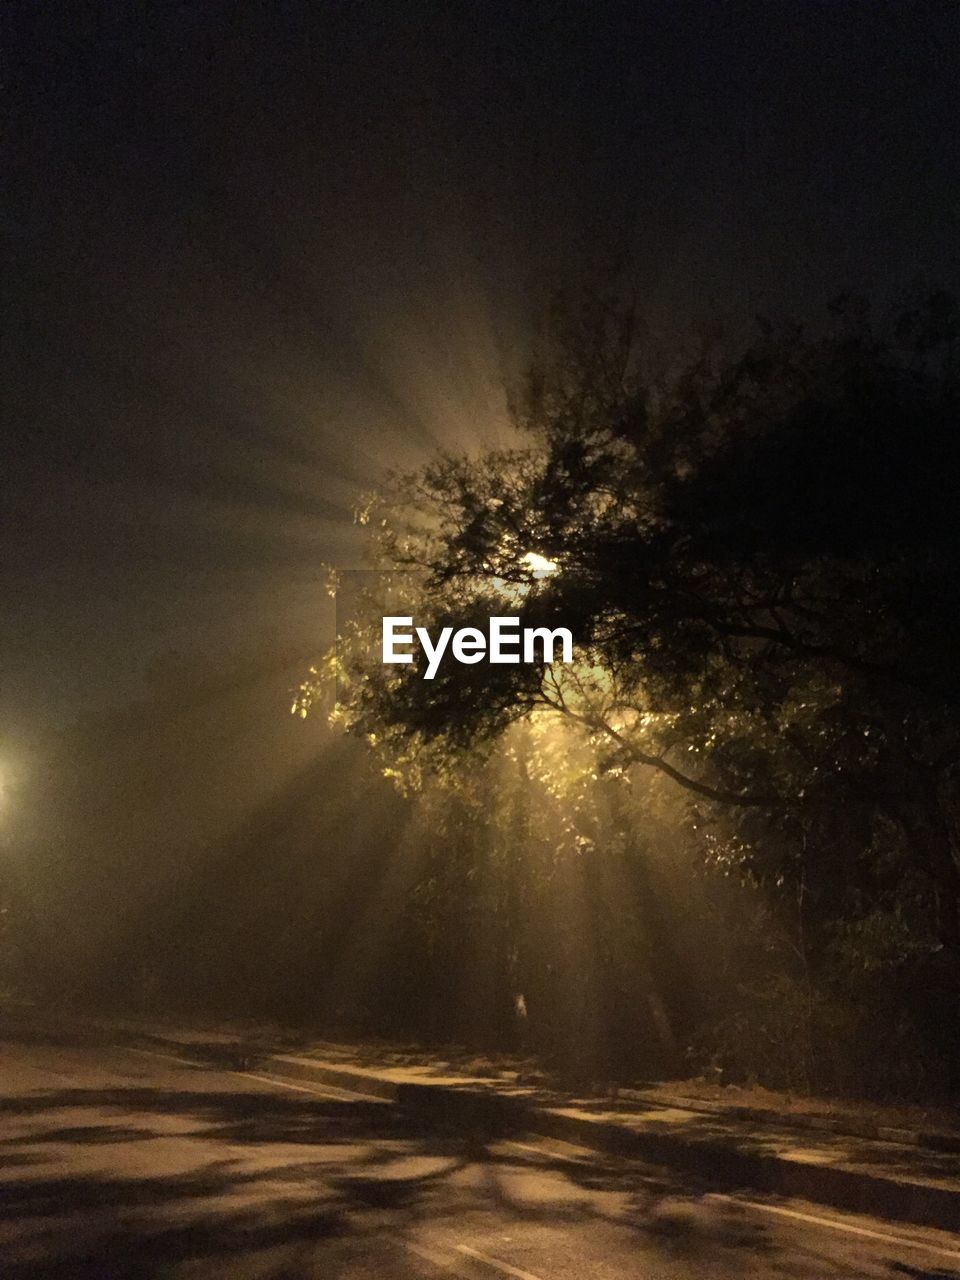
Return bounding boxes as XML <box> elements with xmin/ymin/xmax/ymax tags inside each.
<box><xmin>0</xmin><ymin>1077</ymin><xmax>787</xmax><ymax>1278</ymax></box>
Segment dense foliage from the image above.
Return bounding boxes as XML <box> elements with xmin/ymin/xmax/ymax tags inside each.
<box><xmin>299</xmin><ymin>287</ymin><xmax>960</xmax><ymax>1095</ymax></box>
<box><xmin>12</xmin><ymin>290</ymin><xmax>960</xmax><ymax>1101</ymax></box>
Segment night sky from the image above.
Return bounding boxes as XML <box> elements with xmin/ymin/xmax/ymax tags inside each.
<box><xmin>4</xmin><ymin>1</ymin><xmax>959</xmax><ymax>741</ymax></box>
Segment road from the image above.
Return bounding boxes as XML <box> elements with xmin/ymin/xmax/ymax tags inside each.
<box><xmin>2</xmin><ymin>1030</ymin><xmax>960</xmax><ymax>1278</ymax></box>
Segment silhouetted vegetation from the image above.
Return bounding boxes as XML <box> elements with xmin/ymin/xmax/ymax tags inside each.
<box><xmin>301</xmin><ymin>286</ymin><xmax>960</xmax><ymax>1099</ymax></box>
<box><xmin>8</xmin><ymin>289</ymin><xmax>960</xmax><ymax>1105</ymax></box>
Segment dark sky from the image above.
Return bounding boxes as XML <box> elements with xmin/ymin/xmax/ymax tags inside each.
<box><xmin>4</xmin><ymin>1</ymin><xmax>959</xmax><ymax>739</ymax></box>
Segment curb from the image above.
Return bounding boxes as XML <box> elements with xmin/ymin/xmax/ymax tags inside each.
<box><xmin>616</xmin><ymin>1088</ymin><xmax>960</xmax><ymax>1156</ymax></box>
<box><xmin>255</xmin><ymin>1053</ymin><xmax>960</xmax><ymax>1235</ymax></box>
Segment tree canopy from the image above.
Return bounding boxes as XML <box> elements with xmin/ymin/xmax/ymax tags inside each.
<box><xmin>297</xmin><ymin>288</ymin><xmax>960</xmax><ymax>1088</ymax></box>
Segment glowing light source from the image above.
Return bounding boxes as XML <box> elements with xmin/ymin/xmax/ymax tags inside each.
<box><xmin>521</xmin><ymin>551</ymin><xmax>558</xmax><ymax>577</ymax></box>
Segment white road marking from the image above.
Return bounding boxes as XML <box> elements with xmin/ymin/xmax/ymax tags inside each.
<box><xmin>236</xmin><ymin>1069</ymin><xmax>383</xmax><ymax>1101</ymax></box>
<box><xmin>705</xmin><ymin>1193</ymin><xmax>960</xmax><ymax>1262</ymax></box>
<box><xmin>402</xmin><ymin>1236</ymin><xmax>467</xmax><ymax>1273</ymax></box>
<box><xmin>455</xmin><ymin>1244</ymin><xmax>545</xmax><ymax>1280</ymax></box>
<box><xmin>121</xmin><ymin>1045</ymin><xmax>385</xmax><ymax>1101</ymax></box>
<box><xmin>502</xmin><ymin>1137</ymin><xmax>960</xmax><ymax>1264</ymax></box>
<box><xmin>395</xmin><ymin>1233</ymin><xmax>546</xmax><ymax>1280</ymax></box>
<box><xmin>122</xmin><ymin>1046</ymin><xmax>206</xmax><ymax>1069</ymax></box>
<box><xmin>505</xmin><ymin>1139</ymin><xmax>591</xmax><ymax>1164</ymax></box>
<box><xmin>119</xmin><ymin>1052</ymin><xmax>960</xmax><ymax>1265</ymax></box>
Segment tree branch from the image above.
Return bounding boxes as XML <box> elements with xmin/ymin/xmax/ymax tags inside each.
<box><xmin>536</xmin><ymin>691</ymin><xmax>779</xmax><ymax>808</ymax></box>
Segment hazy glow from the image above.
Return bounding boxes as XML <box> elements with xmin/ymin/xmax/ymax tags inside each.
<box><xmin>522</xmin><ymin>551</ymin><xmax>558</xmax><ymax>577</ymax></box>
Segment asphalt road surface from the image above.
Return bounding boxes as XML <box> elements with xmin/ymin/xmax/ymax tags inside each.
<box><xmin>2</xmin><ymin>1029</ymin><xmax>960</xmax><ymax>1278</ymax></box>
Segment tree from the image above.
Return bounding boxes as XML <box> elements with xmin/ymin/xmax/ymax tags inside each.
<box><xmin>300</xmin><ymin>286</ymin><xmax>960</xmax><ymax>1092</ymax></box>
